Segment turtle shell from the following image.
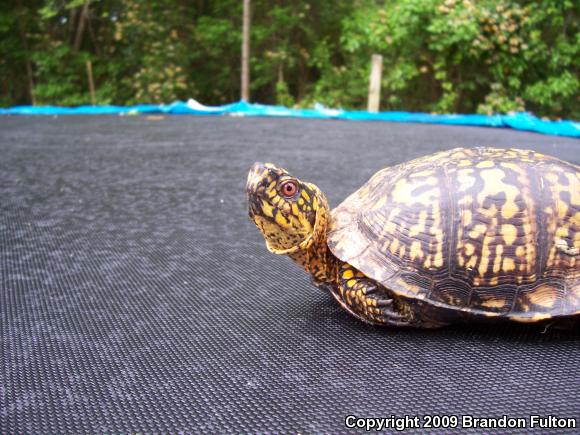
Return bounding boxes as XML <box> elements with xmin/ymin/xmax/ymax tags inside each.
<box><xmin>327</xmin><ymin>147</ymin><xmax>580</xmax><ymax>323</ymax></box>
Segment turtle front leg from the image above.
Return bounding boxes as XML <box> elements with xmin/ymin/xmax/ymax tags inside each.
<box><xmin>333</xmin><ymin>264</ymin><xmax>417</xmax><ymax>327</ymax></box>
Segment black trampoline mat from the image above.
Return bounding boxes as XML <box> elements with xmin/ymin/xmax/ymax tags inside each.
<box><xmin>1</xmin><ymin>116</ymin><xmax>579</xmax><ymax>434</ymax></box>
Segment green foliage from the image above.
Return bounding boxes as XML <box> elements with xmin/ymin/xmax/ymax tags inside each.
<box><xmin>275</xmin><ymin>79</ymin><xmax>295</xmax><ymax>107</ymax></box>
<box><xmin>112</xmin><ymin>0</ymin><xmax>190</xmax><ymax>104</ymax></box>
<box><xmin>32</xmin><ymin>44</ymin><xmax>92</xmax><ymax>106</ymax></box>
<box><xmin>1</xmin><ymin>0</ymin><xmax>578</xmax><ymax>119</ymax></box>
<box><xmin>324</xmin><ymin>0</ymin><xmax>579</xmax><ymax>118</ymax></box>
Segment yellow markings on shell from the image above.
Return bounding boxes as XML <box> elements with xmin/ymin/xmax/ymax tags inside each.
<box><xmin>555</xmin><ymin>200</ymin><xmax>569</xmax><ymax>219</ymax></box>
<box><xmin>433</xmin><ymin>251</ymin><xmax>444</xmax><ymax>268</ymax></box>
<box><xmin>520</xmin><ymin>244</ymin><xmax>536</xmax><ymax>278</ymax></box>
<box><xmin>478</xmin><ymin>221</ymin><xmax>495</xmax><ymax>277</ymax></box>
<box><xmin>477</xmin><ymin>168</ymin><xmax>520</xmax><ymax>219</ymax></box>
<box><xmin>347</xmin><ymin>279</ymin><xmax>357</xmax><ymax>287</ymax></box>
<box><xmin>542</xmin><ymin>169</ymin><xmax>580</xmax><ymax>270</ymax></box>
<box><xmin>410</xmin><ymin>241</ymin><xmax>424</xmax><ymax>261</ymax></box>
<box><xmin>469</xmin><ymin>224</ymin><xmax>487</xmax><ymax>239</ymax></box>
<box><xmin>409</xmin><ymin>211</ymin><xmax>428</xmax><ymax>237</ymax></box>
<box><xmin>389</xmin><ymin>238</ymin><xmax>400</xmax><ymax>255</ymax></box>
<box><xmin>459</xmin><ymin>195</ymin><xmax>473</xmax><ymax>206</ymax></box>
<box><xmin>391</xmin><ymin>176</ymin><xmax>439</xmax><ymax>205</ymax></box>
<box><xmin>371</xmin><ymin>196</ymin><xmax>387</xmax><ymax>211</ymax></box>
<box><xmin>430</xmin><ymin>202</ymin><xmax>444</xmax><ymax>268</ymax></box>
<box><xmin>555</xmin><ymin>227</ymin><xmax>569</xmax><ymax>239</ymax></box>
<box><xmin>451</xmin><ymin>151</ymin><xmax>468</xmax><ymax>159</ymax></box>
<box><xmin>492</xmin><ymin>245</ymin><xmax>504</xmax><ymax>274</ymax></box>
<box><xmin>476</xmin><ymin>160</ymin><xmax>494</xmax><ymax>168</ymax></box>
<box><xmin>500</xmin><ymin>162</ymin><xmax>523</xmax><ymax>172</ymax></box>
<box><xmin>528</xmin><ymin>285</ymin><xmax>557</xmax><ymax>308</ymax></box>
<box><xmin>465</xmin><ymin>255</ymin><xmax>478</xmax><ymax>270</ymax></box>
<box><xmin>399</xmin><ymin>245</ymin><xmax>406</xmax><ymax>258</ymax></box>
<box><xmin>479</xmin><ymin>203</ymin><xmax>498</xmax><ymax>219</ymax></box>
<box><xmin>409</xmin><ymin>170</ymin><xmax>435</xmax><ymax>178</ymax></box>
<box><xmin>396</xmin><ymin>278</ymin><xmax>422</xmax><ymax>294</ymax></box>
<box><xmin>357</xmin><ymin>186</ymin><xmax>370</xmax><ymax>199</ymax></box>
<box><xmin>385</xmin><ymin>208</ymin><xmax>400</xmax><ymax>229</ymax></box>
<box><xmin>457</xmin><ymin>169</ymin><xmax>476</xmax><ymax>192</ymax></box>
<box><xmin>501</xmin><ymin>224</ymin><xmax>518</xmax><ymax>245</ymax></box>
<box><xmin>462</xmin><ymin>209</ymin><xmax>472</xmax><ymax>226</ymax></box>
<box><xmin>522</xmin><ymin>222</ymin><xmax>532</xmax><ymax>237</ymax></box>
<box><xmin>464</xmin><ymin>243</ymin><xmax>475</xmax><ymax>256</ymax></box>
<box><xmin>481</xmin><ymin>298</ymin><xmax>506</xmax><ymax>309</ymax></box>
<box><xmin>573</xmin><ymin>212</ymin><xmax>580</xmax><ymax>227</ymax></box>
<box><xmin>512</xmin><ymin>313</ymin><xmax>551</xmax><ymax>323</ymax></box>
<box><xmin>502</xmin><ymin>257</ymin><xmax>515</xmax><ymax>272</ymax></box>
<box><xmin>261</xmin><ymin>200</ymin><xmax>274</xmax><ymax>218</ymax></box>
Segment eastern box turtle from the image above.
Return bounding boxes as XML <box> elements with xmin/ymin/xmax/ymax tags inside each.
<box><xmin>246</xmin><ymin>147</ymin><xmax>580</xmax><ymax>328</ymax></box>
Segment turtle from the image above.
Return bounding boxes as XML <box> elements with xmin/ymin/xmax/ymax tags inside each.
<box><xmin>246</xmin><ymin>147</ymin><xmax>580</xmax><ymax>328</ymax></box>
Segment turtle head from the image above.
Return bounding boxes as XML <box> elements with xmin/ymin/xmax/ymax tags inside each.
<box><xmin>246</xmin><ymin>162</ymin><xmax>329</xmax><ymax>255</ymax></box>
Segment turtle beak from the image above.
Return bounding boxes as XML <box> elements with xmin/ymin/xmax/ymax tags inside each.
<box><xmin>246</xmin><ymin>162</ymin><xmax>267</xmax><ymax>193</ymax></box>
<box><xmin>248</xmin><ymin>198</ymin><xmax>259</xmax><ymax>221</ymax></box>
<box><xmin>246</xmin><ymin>162</ymin><xmax>267</xmax><ymax>220</ymax></box>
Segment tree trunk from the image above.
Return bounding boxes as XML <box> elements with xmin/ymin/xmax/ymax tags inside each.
<box><xmin>367</xmin><ymin>54</ymin><xmax>383</xmax><ymax>112</ymax></box>
<box><xmin>241</xmin><ymin>0</ymin><xmax>250</xmax><ymax>102</ymax></box>
<box><xmin>25</xmin><ymin>60</ymin><xmax>35</xmax><ymax>105</ymax></box>
<box><xmin>69</xmin><ymin>7</ymin><xmax>77</xmax><ymax>40</ymax></box>
<box><xmin>73</xmin><ymin>1</ymin><xmax>90</xmax><ymax>52</ymax></box>
<box><xmin>87</xmin><ymin>12</ymin><xmax>101</xmax><ymax>57</ymax></box>
<box><xmin>16</xmin><ymin>0</ymin><xmax>35</xmax><ymax>104</ymax></box>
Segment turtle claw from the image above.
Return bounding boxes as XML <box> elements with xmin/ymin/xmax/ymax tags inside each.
<box><xmin>363</xmin><ymin>283</ymin><xmax>379</xmax><ymax>295</ymax></box>
<box><xmin>381</xmin><ymin>309</ymin><xmax>405</xmax><ymax>320</ymax></box>
<box><xmin>378</xmin><ymin>303</ymin><xmax>407</xmax><ymax>321</ymax></box>
<box><xmin>375</xmin><ymin>306</ymin><xmax>415</xmax><ymax>326</ymax></box>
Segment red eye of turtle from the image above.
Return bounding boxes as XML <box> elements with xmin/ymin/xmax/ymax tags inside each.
<box><xmin>280</xmin><ymin>181</ymin><xmax>298</xmax><ymax>197</ymax></box>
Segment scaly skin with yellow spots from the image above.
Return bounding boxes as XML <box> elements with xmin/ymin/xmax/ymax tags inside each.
<box><xmin>247</xmin><ymin>148</ymin><xmax>580</xmax><ymax>329</ymax></box>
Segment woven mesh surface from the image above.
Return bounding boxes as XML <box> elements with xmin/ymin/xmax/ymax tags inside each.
<box><xmin>1</xmin><ymin>116</ymin><xmax>579</xmax><ymax>434</ymax></box>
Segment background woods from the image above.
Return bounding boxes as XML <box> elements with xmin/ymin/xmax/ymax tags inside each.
<box><xmin>1</xmin><ymin>0</ymin><xmax>578</xmax><ymax>118</ymax></box>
